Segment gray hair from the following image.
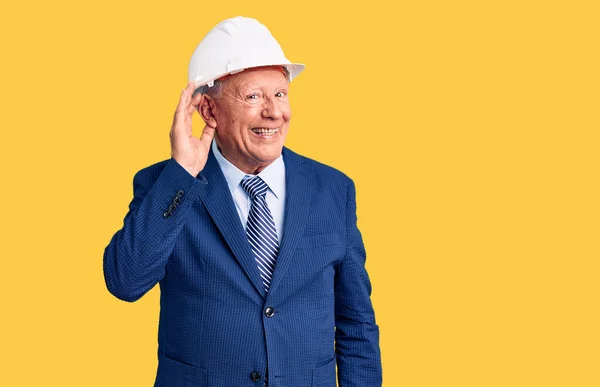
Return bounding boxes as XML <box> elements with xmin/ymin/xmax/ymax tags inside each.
<box><xmin>193</xmin><ymin>78</ymin><xmax>227</xmax><ymax>99</ymax></box>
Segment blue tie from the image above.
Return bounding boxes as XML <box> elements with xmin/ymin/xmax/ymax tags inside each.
<box><xmin>241</xmin><ymin>176</ymin><xmax>279</xmax><ymax>292</ymax></box>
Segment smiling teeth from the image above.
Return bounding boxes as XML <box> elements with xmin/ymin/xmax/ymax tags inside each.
<box><xmin>252</xmin><ymin>128</ymin><xmax>278</xmax><ymax>135</ymax></box>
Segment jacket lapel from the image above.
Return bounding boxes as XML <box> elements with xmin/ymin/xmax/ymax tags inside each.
<box><xmin>267</xmin><ymin>147</ymin><xmax>315</xmax><ymax>297</ymax></box>
<box><xmin>197</xmin><ymin>148</ymin><xmax>267</xmax><ymax>298</ymax></box>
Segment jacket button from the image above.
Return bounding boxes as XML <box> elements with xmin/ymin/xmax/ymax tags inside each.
<box><xmin>176</xmin><ymin>190</ymin><xmax>185</xmax><ymax>197</ymax></box>
<box><xmin>251</xmin><ymin>371</ymin><xmax>261</xmax><ymax>382</ymax></box>
<box><xmin>265</xmin><ymin>307</ymin><xmax>274</xmax><ymax>318</ymax></box>
<box><xmin>168</xmin><ymin>203</ymin><xmax>177</xmax><ymax>212</ymax></box>
<box><xmin>173</xmin><ymin>196</ymin><xmax>181</xmax><ymax>204</ymax></box>
<box><xmin>163</xmin><ymin>211</ymin><xmax>171</xmax><ymax>218</ymax></box>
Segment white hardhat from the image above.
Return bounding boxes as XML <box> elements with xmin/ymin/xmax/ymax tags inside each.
<box><xmin>188</xmin><ymin>16</ymin><xmax>305</xmax><ymax>88</ymax></box>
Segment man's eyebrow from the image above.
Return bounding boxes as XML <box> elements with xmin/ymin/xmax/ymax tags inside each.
<box><xmin>238</xmin><ymin>82</ymin><xmax>289</xmax><ymax>91</ymax></box>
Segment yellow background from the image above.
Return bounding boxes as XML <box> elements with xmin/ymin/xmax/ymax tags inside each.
<box><xmin>1</xmin><ymin>0</ymin><xmax>598</xmax><ymax>385</ymax></box>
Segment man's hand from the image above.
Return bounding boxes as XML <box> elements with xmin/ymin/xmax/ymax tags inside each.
<box><xmin>170</xmin><ymin>82</ymin><xmax>215</xmax><ymax>177</ymax></box>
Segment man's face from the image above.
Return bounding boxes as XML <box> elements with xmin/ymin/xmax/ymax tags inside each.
<box><xmin>210</xmin><ymin>67</ymin><xmax>291</xmax><ymax>174</ymax></box>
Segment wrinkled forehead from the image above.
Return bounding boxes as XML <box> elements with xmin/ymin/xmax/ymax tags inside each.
<box><xmin>227</xmin><ymin>68</ymin><xmax>290</xmax><ymax>94</ymax></box>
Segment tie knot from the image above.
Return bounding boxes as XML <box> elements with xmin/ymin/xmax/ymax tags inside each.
<box><xmin>241</xmin><ymin>176</ymin><xmax>268</xmax><ymax>199</ymax></box>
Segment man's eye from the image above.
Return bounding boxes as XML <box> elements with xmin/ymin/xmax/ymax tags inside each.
<box><xmin>275</xmin><ymin>92</ymin><xmax>286</xmax><ymax>97</ymax></box>
<box><xmin>247</xmin><ymin>94</ymin><xmax>259</xmax><ymax>99</ymax></box>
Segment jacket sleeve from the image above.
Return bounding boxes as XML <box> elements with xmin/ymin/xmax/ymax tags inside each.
<box><xmin>103</xmin><ymin>158</ymin><xmax>205</xmax><ymax>302</ymax></box>
<box><xmin>334</xmin><ymin>179</ymin><xmax>383</xmax><ymax>386</ymax></box>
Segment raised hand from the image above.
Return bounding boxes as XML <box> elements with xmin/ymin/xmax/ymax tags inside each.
<box><xmin>170</xmin><ymin>82</ymin><xmax>215</xmax><ymax>177</ymax></box>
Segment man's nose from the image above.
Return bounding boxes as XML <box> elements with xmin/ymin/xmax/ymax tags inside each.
<box><xmin>261</xmin><ymin>98</ymin><xmax>284</xmax><ymax>119</ymax></box>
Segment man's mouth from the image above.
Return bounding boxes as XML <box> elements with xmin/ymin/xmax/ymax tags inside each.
<box><xmin>251</xmin><ymin>128</ymin><xmax>279</xmax><ymax>136</ymax></box>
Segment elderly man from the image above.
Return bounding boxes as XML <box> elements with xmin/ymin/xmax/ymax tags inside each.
<box><xmin>104</xmin><ymin>16</ymin><xmax>382</xmax><ymax>387</ymax></box>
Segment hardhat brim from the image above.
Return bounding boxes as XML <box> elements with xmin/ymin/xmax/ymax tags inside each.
<box><xmin>192</xmin><ymin>63</ymin><xmax>305</xmax><ymax>89</ymax></box>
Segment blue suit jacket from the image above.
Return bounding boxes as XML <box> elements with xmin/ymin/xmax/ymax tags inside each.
<box><xmin>103</xmin><ymin>146</ymin><xmax>382</xmax><ymax>386</ymax></box>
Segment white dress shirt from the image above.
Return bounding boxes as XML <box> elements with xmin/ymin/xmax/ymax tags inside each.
<box><xmin>211</xmin><ymin>139</ymin><xmax>286</xmax><ymax>244</ymax></box>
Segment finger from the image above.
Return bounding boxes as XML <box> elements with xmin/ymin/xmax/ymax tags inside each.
<box><xmin>186</xmin><ymin>82</ymin><xmax>195</xmax><ymax>99</ymax></box>
<box><xmin>183</xmin><ymin>83</ymin><xmax>194</xmax><ymax>107</ymax></box>
<box><xmin>179</xmin><ymin>82</ymin><xmax>195</xmax><ymax>106</ymax></box>
<box><xmin>175</xmin><ymin>86</ymin><xmax>190</xmax><ymax>117</ymax></box>
<box><xmin>173</xmin><ymin>86</ymin><xmax>193</xmax><ymax>136</ymax></box>
<box><xmin>199</xmin><ymin>124</ymin><xmax>216</xmax><ymax>147</ymax></box>
<box><xmin>177</xmin><ymin>83</ymin><xmax>198</xmax><ymax>117</ymax></box>
<box><xmin>175</xmin><ymin>89</ymin><xmax>184</xmax><ymax>113</ymax></box>
<box><xmin>187</xmin><ymin>93</ymin><xmax>203</xmax><ymax>116</ymax></box>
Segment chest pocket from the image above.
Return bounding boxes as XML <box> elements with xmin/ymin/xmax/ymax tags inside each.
<box><xmin>296</xmin><ymin>232</ymin><xmax>343</xmax><ymax>250</ymax></box>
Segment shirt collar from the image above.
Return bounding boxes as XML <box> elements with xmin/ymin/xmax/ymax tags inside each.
<box><xmin>212</xmin><ymin>139</ymin><xmax>285</xmax><ymax>199</ymax></box>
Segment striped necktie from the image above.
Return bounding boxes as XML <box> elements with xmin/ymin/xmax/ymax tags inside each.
<box><xmin>241</xmin><ymin>176</ymin><xmax>279</xmax><ymax>292</ymax></box>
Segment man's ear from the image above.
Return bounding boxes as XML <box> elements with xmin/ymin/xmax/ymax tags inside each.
<box><xmin>198</xmin><ymin>95</ymin><xmax>218</xmax><ymax>129</ymax></box>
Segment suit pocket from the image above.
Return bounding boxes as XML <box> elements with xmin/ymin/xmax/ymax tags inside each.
<box><xmin>297</xmin><ymin>233</ymin><xmax>343</xmax><ymax>250</ymax></box>
<box><xmin>155</xmin><ymin>352</ymin><xmax>208</xmax><ymax>387</ymax></box>
<box><xmin>312</xmin><ymin>356</ymin><xmax>337</xmax><ymax>387</ymax></box>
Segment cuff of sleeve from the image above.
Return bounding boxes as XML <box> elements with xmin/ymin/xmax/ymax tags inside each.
<box><xmin>142</xmin><ymin>158</ymin><xmax>206</xmax><ymax>250</ymax></box>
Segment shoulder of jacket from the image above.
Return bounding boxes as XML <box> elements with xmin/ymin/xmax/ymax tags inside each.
<box><xmin>132</xmin><ymin>158</ymin><xmax>171</xmax><ymax>184</ymax></box>
<box><xmin>284</xmin><ymin>147</ymin><xmax>353</xmax><ymax>185</ymax></box>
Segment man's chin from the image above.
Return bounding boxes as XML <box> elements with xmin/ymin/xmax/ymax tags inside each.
<box><xmin>246</xmin><ymin>151</ymin><xmax>281</xmax><ymax>172</ymax></box>
<box><xmin>254</xmin><ymin>144</ymin><xmax>284</xmax><ymax>158</ymax></box>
